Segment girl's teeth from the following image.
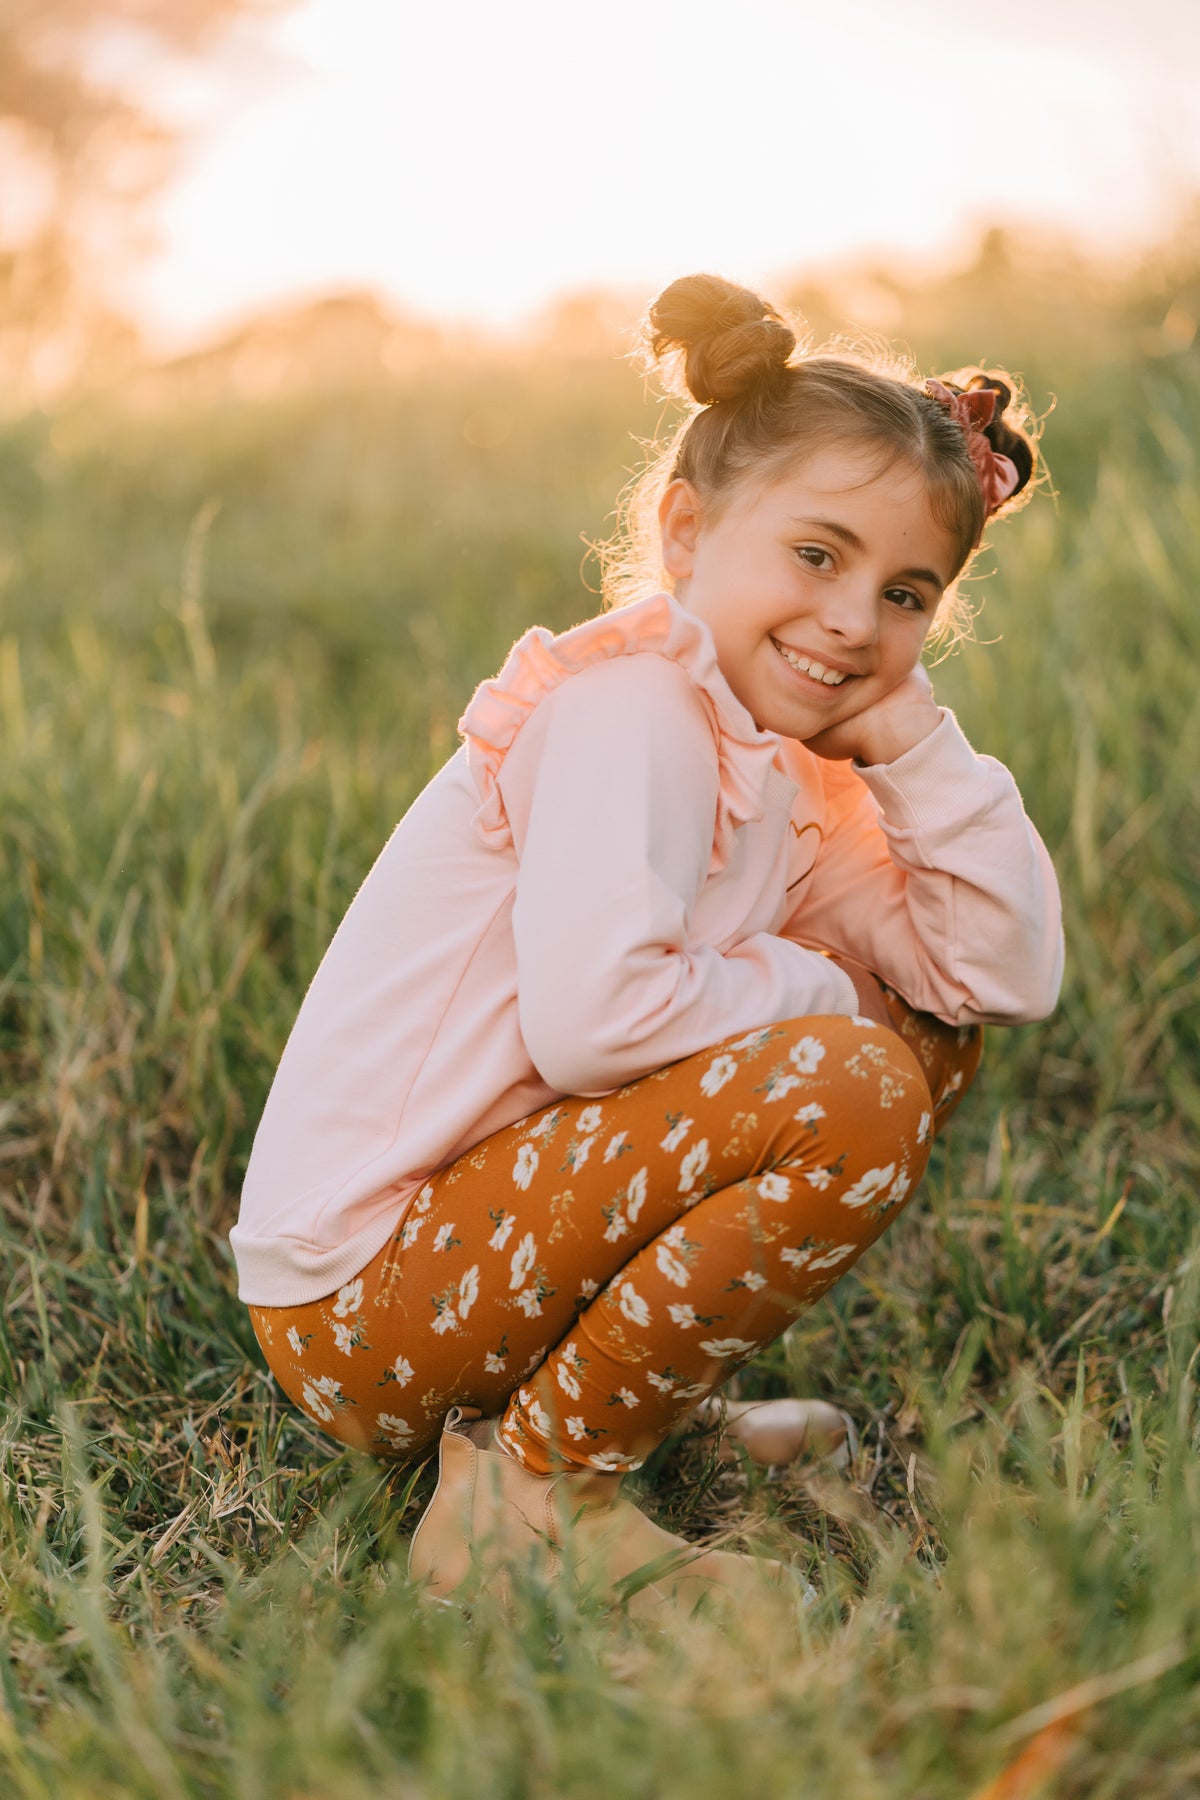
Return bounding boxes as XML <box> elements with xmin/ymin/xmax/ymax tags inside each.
<box><xmin>773</xmin><ymin>640</ymin><xmax>847</xmax><ymax>685</ymax></box>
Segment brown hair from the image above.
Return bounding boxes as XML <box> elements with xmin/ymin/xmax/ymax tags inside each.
<box><xmin>600</xmin><ymin>273</ymin><xmax>1039</xmax><ymax>640</ymax></box>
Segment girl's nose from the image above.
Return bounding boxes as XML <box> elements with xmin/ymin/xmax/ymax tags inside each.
<box><xmin>821</xmin><ymin>579</ymin><xmax>878</xmax><ymax>648</ymax></box>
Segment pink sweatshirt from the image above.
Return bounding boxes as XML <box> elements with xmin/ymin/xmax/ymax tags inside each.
<box><xmin>232</xmin><ymin>591</ymin><xmax>1063</xmax><ymax>1305</ymax></box>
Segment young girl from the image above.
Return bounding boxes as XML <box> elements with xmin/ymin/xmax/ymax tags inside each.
<box><xmin>232</xmin><ymin>274</ymin><xmax>1063</xmax><ymax>1614</ymax></box>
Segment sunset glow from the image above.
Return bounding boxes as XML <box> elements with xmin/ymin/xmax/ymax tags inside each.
<box><xmin>131</xmin><ymin>0</ymin><xmax>1200</xmax><ymax>349</ymax></box>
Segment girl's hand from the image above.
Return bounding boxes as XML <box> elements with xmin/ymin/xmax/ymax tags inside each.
<box><xmin>802</xmin><ymin>665</ymin><xmax>942</xmax><ymax>766</ymax></box>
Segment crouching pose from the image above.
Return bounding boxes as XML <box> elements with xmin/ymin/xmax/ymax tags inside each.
<box><xmin>232</xmin><ymin>273</ymin><xmax>1063</xmax><ymax>1616</ymax></box>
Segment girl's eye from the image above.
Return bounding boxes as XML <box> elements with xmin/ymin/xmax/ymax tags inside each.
<box><xmin>885</xmin><ymin>587</ymin><xmax>926</xmax><ymax>613</ymax></box>
<box><xmin>796</xmin><ymin>546</ymin><xmax>834</xmax><ymax>571</ymax></box>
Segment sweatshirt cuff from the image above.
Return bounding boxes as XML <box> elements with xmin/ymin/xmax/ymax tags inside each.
<box><xmin>853</xmin><ymin>708</ymin><xmax>987</xmax><ymax>831</ymax></box>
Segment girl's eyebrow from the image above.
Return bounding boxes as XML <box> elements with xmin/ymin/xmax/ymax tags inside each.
<box><xmin>789</xmin><ymin>516</ymin><xmax>948</xmax><ymax>593</ymax></box>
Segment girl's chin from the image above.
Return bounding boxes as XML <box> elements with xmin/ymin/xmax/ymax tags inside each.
<box><xmin>755</xmin><ymin>706</ymin><xmax>849</xmax><ymax>741</ymax></box>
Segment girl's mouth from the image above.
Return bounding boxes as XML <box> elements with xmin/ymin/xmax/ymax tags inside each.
<box><xmin>770</xmin><ymin>637</ymin><xmax>854</xmax><ymax>692</ymax></box>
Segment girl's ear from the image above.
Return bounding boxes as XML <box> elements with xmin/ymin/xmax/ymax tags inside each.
<box><xmin>659</xmin><ymin>479</ymin><xmax>704</xmax><ymax>582</ymax></box>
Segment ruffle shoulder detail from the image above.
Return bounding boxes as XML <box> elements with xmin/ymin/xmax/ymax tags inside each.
<box><xmin>457</xmin><ymin>591</ymin><xmax>782</xmax><ymax>871</ymax></box>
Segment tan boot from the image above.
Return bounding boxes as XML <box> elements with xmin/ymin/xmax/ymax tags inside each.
<box><xmin>693</xmin><ymin>1396</ymin><xmax>860</xmax><ymax>1470</ymax></box>
<box><xmin>408</xmin><ymin>1405</ymin><xmax>811</xmax><ymax>1618</ymax></box>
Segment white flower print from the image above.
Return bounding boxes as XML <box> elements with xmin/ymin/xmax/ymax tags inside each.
<box><xmin>602</xmin><ymin>1212</ymin><xmax>629</xmax><ymax>1244</ymax></box>
<box><xmin>840</xmin><ymin>1163</ymin><xmax>897</xmax><ymax>1210</ymax></box>
<box><xmin>758</xmin><ymin>1170</ymin><xmax>792</xmax><ymax>1203</ymax></box>
<box><xmin>414</xmin><ymin>1183</ymin><xmax>434</xmax><ymax>1212</ymax></box>
<box><xmin>332</xmin><ymin>1278</ymin><xmax>363</xmax><ymax>1318</ymax></box>
<box><xmin>400</xmin><ymin>1214</ymin><xmax>425</xmax><ymax>1249</ymax></box>
<box><xmin>887</xmin><ymin>1164</ymin><xmax>911</xmax><ymax>1206</ymax></box>
<box><xmin>678</xmin><ymin>1138</ymin><xmax>710</xmax><ymax>1196</ymax></box>
<box><xmin>388</xmin><ymin>1354</ymin><xmax>415</xmax><ymax>1386</ymax></box>
<box><xmin>509</xmin><ymin>1232</ymin><xmax>538</xmax><ymax>1290</ymax></box>
<box><xmin>645</xmin><ymin>1371</ymin><xmax>676</xmax><ymax>1393</ymax></box>
<box><xmin>375</xmin><ymin>1413</ymin><xmax>415</xmax><ymax>1450</ymax></box>
<box><xmin>660</xmin><ymin>1116</ymin><xmax>693</xmax><ymax>1153</ymax></box>
<box><xmin>301</xmin><ymin>1376</ymin><xmax>342</xmax><ymax>1422</ymax></box>
<box><xmin>809</xmin><ymin>1242</ymin><xmax>857</xmax><ymax>1271</ymax></box>
<box><xmin>521</xmin><ymin>1344</ymin><xmax>548</xmax><ymax>1376</ymax></box>
<box><xmin>789</xmin><ymin>1036</ymin><xmax>826</xmax><ymax>1075</ymax></box>
<box><xmin>917</xmin><ymin>1111</ymin><xmax>932</xmax><ymax>1146</ymax></box>
<box><xmin>737</xmin><ymin>1270</ymin><xmax>768</xmax><ymax>1292</ymax></box>
<box><xmin>780</xmin><ymin>1245</ymin><xmax>813</xmax><ymax>1271</ymax></box>
<box><xmin>655</xmin><ymin>1240</ymin><xmax>690</xmax><ymax>1289</ymax></box>
<box><xmin>431</xmin><ymin>1309</ymin><xmax>459</xmax><ymax>1335</ymax></box>
<box><xmin>286</xmin><ymin>1326</ymin><xmax>306</xmax><ymax>1357</ymax></box>
<box><xmin>625</xmin><ymin>1166</ymin><xmax>648</xmax><ymax>1222</ymax></box>
<box><xmin>489</xmin><ymin>1212</ymin><xmax>515</xmax><ymax>1252</ymax></box>
<box><xmin>603</xmin><ymin>1131</ymin><xmax>629</xmax><ymax>1163</ymax></box>
<box><xmin>700</xmin><ymin>1054</ymin><xmax>738</xmax><ymax>1097</ymax></box>
<box><xmin>556</xmin><ymin>1363</ymin><xmax>583</xmax><ymax>1400</ymax></box>
<box><xmin>577</xmin><ymin>1277</ymin><xmax>600</xmax><ymax>1301</ymax></box>
<box><xmin>729</xmin><ymin>1027</ymin><xmax>773</xmax><ymax>1052</ymax></box>
<box><xmin>570</xmin><ymin>1134</ymin><xmax>596</xmax><ymax>1171</ymax></box>
<box><xmin>937</xmin><ymin>1071</ymin><xmax>964</xmax><ymax>1109</ymax></box>
<box><xmin>518</xmin><ymin>1390</ymin><xmax>551</xmax><ymax>1436</ymax></box>
<box><xmin>332</xmin><ymin>1321</ymin><xmax>356</xmax><ymax>1356</ymax></box>
<box><xmin>805</xmin><ymin>1167</ymin><xmax>835</xmax><ymax>1192</ymax></box>
<box><xmin>794</xmin><ymin>1102</ymin><xmax>826</xmax><ymax>1126</ymax></box>
<box><xmin>514</xmin><ymin>1287</ymin><xmax>544</xmax><ymax>1318</ymax></box>
<box><xmin>613</xmin><ymin>1387</ymin><xmax>640</xmax><ymax>1407</ymax></box>
<box><xmin>761</xmin><ymin>1072</ymin><xmax>802</xmax><ymax>1102</ymax></box>
<box><xmin>457</xmin><ymin>1263</ymin><xmax>480</xmax><ymax>1318</ymax></box>
<box><xmin>617</xmin><ymin>1281</ymin><xmax>651</xmax><ymax>1328</ymax></box>
<box><xmin>667</xmin><ymin>1303</ymin><xmax>699</xmax><ymax>1328</ymax></box>
<box><xmin>847</xmin><ymin>1044</ymin><xmax>888</xmax><ymax>1080</ymax></box>
<box><xmin>675</xmin><ymin>1381</ymin><xmax>712</xmax><ymax>1401</ymax></box>
<box><xmin>698</xmin><ymin>1336</ymin><xmax>757</xmax><ymax>1358</ymax></box>
<box><xmin>577</xmin><ymin>1104</ymin><xmax>603</xmax><ymax>1134</ymax></box>
<box><xmin>497</xmin><ymin>1422</ymin><xmax>524</xmax><ymax>1460</ymax></box>
<box><xmin>433</xmin><ymin>1222</ymin><xmax>456</xmax><ymax>1253</ymax></box>
<box><xmin>589</xmin><ymin>1449</ymin><xmax>636</xmax><ymax>1471</ymax></box>
<box><xmin>566</xmin><ymin>1415</ymin><xmax>590</xmax><ymax>1440</ymax></box>
<box><xmin>528</xmin><ymin>1109</ymin><xmax>564</xmax><ymax>1140</ymax></box>
<box><xmin>484</xmin><ymin>1349</ymin><xmax>508</xmax><ymax>1374</ymax></box>
<box><xmin>513</xmin><ymin>1143</ymin><xmax>539</xmax><ymax>1189</ymax></box>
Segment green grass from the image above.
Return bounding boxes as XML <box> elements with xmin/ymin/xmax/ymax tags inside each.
<box><xmin>2</xmin><ymin>244</ymin><xmax>1200</xmax><ymax>1795</ymax></box>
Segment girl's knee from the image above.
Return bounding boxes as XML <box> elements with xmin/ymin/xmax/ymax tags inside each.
<box><xmin>770</xmin><ymin>1013</ymin><xmax>934</xmax><ymax>1168</ymax></box>
<box><xmin>777</xmin><ymin>1012</ymin><xmax>929</xmax><ymax>1100</ymax></box>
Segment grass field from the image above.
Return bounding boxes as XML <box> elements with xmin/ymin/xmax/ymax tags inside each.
<box><xmin>2</xmin><ymin>240</ymin><xmax>1199</xmax><ymax>1796</ymax></box>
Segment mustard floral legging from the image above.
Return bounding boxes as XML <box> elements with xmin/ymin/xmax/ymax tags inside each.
<box><xmin>249</xmin><ymin>989</ymin><xmax>981</xmax><ymax>1476</ymax></box>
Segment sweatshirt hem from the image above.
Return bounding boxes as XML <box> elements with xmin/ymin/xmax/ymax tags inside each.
<box><xmin>231</xmin><ymin>1195</ymin><xmax>416</xmax><ymax>1308</ymax></box>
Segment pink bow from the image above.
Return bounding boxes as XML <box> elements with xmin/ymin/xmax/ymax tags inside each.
<box><xmin>925</xmin><ymin>379</ymin><xmax>1020</xmax><ymax>524</ymax></box>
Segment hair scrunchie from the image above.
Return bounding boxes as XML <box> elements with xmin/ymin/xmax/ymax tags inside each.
<box><xmin>925</xmin><ymin>379</ymin><xmax>1021</xmax><ymax>525</ymax></box>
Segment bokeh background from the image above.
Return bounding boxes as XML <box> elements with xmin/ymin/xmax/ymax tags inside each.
<box><xmin>2</xmin><ymin>5</ymin><xmax>1200</xmax><ymax>1797</ymax></box>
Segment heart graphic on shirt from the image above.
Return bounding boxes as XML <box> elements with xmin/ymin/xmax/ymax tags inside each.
<box><xmin>787</xmin><ymin>820</ymin><xmax>822</xmax><ymax>892</ymax></box>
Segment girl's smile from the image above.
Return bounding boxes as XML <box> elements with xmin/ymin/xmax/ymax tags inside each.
<box><xmin>661</xmin><ymin>447</ymin><xmax>960</xmax><ymax>742</ymax></box>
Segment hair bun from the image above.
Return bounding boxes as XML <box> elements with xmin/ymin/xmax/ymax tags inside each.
<box><xmin>645</xmin><ymin>274</ymin><xmax>796</xmax><ymax>406</ymax></box>
<box><xmin>965</xmin><ymin>372</ymin><xmax>1035</xmax><ymax>497</ymax></box>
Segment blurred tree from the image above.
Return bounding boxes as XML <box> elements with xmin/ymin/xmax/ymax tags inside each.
<box><xmin>0</xmin><ymin>0</ymin><xmax>289</xmax><ymax>392</ymax></box>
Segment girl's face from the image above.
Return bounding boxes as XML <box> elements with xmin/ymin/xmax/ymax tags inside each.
<box><xmin>662</xmin><ymin>446</ymin><xmax>959</xmax><ymax>741</ymax></box>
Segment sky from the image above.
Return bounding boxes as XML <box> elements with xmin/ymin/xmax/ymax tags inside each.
<box><xmin>126</xmin><ymin>0</ymin><xmax>1200</xmax><ymax>351</ymax></box>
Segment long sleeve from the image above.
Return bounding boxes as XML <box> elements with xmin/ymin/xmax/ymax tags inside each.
<box><xmin>783</xmin><ymin>709</ymin><xmax>1064</xmax><ymax>1026</ymax></box>
<box><xmin>497</xmin><ymin>654</ymin><xmax>858</xmax><ymax>1095</ymax></box>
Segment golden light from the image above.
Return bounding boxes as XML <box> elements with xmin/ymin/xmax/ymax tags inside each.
<box><xmin>126</xmin><ymin>0</ymin><xmax>1200</xmax><ymax>350</ymax></box>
